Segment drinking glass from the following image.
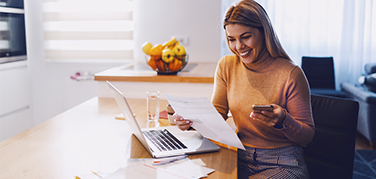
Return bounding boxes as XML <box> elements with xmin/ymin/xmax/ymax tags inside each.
<box><xmin>146</xmin><ymin>91</ymin><xmax>160</xmax><ymax>121</ymax></box>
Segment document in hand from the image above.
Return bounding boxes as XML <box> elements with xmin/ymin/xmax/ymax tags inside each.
<box><xmin>165</xmin><ymin>95</ymin><xmax>245</xmax><ymax>150</ymax></box>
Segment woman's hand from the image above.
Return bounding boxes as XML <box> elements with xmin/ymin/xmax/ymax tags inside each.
<box><xmin>250</xmin><ymin>104</ymin><xmax>286</xmax><ymax>128</ymax></box>
<box><xmin>173</xmin><ymin>113</ymin><xmax>193</xmax><ymax>131</ymax></box>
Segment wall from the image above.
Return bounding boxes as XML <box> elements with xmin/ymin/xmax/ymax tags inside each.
<box><xmin>134</xmin><ymin>0</ymin><xmax>222</xmax><ymax>63</ymax></box>
<box><xmin>25</xmin><ymin>1</ymin><xmax>124</xmax><ymax>126</ymax></box>
<box><xmin>23</xmin><ymin>0</ymin><xmax>222</xmax><ymax>128</ymax></box>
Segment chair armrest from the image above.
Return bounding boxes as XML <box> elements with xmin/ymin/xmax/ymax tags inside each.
<box><xmin>341</xmin><ymin>82</ymin><xmax>376</xmax><ymax>104</ymax></box>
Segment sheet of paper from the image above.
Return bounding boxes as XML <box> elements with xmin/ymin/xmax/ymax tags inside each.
<box><xmin>102</xmin><ymin>158</ymin><xmax>214</xmax><ymax>179</ymax></box>
<box><xmin>164</xmin><ymin>95</ymin><xmax>245</xmax><ymax>150</ymax></box>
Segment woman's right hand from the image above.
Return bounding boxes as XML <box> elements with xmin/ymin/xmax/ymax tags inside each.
<box><xmin>173</xmin><ymin>113</ymin><xmax>193</xmax><ymax>131</ymax></box>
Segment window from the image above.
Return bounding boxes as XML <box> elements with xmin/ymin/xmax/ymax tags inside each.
<box><xmin>42</xmin><ymin>0</ymin><xmax>134</xmax><ymax>62</ymax></box>
<box><xmin>221</xmin><ymin>0</ymin><xmax>376</xmax><ymax>87</ymax></box>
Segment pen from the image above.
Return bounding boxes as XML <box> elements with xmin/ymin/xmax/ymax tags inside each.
<box><xmin>152</xmin><ymin>155</ymin><xmax>188</xmax><ymax>166</ymax></box>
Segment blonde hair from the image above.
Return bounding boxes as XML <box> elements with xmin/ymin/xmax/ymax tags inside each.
<box><xmin>223</xmin><ymin>0</ymin><xmax>291</xmax><ymax>60</ymax></box>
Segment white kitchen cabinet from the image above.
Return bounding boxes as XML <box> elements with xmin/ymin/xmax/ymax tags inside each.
<box><xmin>0</xmin><ymin>61</ymin><xmax>32</xmax><ymax>141</ymax></box>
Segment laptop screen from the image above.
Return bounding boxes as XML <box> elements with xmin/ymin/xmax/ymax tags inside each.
<box><xmin>106</xmin><ymin>81</ymin><xmax>153</xmax><ymax>154</ymax></box>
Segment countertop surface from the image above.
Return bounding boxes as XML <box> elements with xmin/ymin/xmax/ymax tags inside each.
<box><xmin>94</xmin><ymin>61</ymin><xmax>217</xmax><ymax>83</ymax></box>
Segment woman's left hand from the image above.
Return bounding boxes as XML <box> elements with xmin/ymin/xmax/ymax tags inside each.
<box><xmin>250</xmin><ymin>104</ymin><xmax>286</xmax><ymax>128</ymax></box>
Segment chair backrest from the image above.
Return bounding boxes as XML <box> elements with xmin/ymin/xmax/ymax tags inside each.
<box><xmin>301</xmin><ymin>56</ymin><xmax>336</xmax><ymax>89</ymax></box>
<box><xmin>304</xmin><ymin>94</ymin><xmax>359</xmax><ymax>179</ymax></box>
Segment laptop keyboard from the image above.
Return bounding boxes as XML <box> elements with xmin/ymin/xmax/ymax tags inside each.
<box><xmin>143</xmin><ymin>129</ymin><xmax>188</xmax><ymax>152</ymax></box>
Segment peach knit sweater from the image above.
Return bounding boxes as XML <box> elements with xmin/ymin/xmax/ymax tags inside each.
<box><xmin>212</xmin><ymin>52</ymin><xmax>315</xmax><ymax>149</ymax></box>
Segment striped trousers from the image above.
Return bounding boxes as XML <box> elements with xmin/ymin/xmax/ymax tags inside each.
<box><xmin>237</xmin><ymin>145</ymin><xmax>310</xmax><ymax>179</ymax></box>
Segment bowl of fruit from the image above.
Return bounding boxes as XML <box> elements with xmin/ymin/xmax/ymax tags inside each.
<box><xmin>142</xmin><ymin>37</ymin><xmax>188</xmax><ymax>75</ymax></box>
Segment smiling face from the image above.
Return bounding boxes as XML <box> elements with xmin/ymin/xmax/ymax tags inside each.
<box><xmin>226</xmin><ymin>24</ymin><xmax>265</xmax><ymax>64</ymax></box>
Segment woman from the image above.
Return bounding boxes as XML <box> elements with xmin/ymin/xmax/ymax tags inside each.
<box><xmin>174</xmin><ymin>0</ymin><xmax>315</xmax><ymax>178</ymax></box>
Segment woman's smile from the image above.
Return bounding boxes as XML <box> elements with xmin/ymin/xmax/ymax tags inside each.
<box><xmin>240</xmin><ymin>49</ymin><xmax>252</xmax><ymax>58</ymax></box>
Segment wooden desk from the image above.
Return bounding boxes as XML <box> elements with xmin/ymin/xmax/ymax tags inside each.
<box><xmin>0</xmin><ymin>97</ymin><xmax>237</xmax><ymax>178</ymax></box>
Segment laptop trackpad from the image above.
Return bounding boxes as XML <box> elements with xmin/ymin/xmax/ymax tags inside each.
<box><xmin>174</xmin><ymin>131</ymin><xmax>203</xmax><ymax>140</ymax></box>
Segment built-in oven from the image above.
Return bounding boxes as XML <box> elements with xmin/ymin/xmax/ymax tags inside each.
<box><xmin>0</xmin><ymin>0</ymin><xmax>26</xmax><ymax>64</ymax></box>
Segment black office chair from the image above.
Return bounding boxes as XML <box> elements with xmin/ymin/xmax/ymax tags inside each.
<box><xmin>301</xmin><ymin>56</ymin><xmax>346</xmax><ymax>98</ymax></box>
<box><xmin>304</xmin><ymin>94</ymin><xmax>359</xmax><ymax>179</ymax></box>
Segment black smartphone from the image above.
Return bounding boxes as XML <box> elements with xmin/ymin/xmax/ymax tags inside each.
<box><xmin>252</xmin><ymin>104</ymin><xmax>274</xmax><ymax>112</ymax></box>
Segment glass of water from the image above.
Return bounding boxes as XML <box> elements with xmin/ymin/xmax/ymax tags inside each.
<box><xmin>146</xmin><ymin>91</ymin><xmax>160</xmax><ymax>121</ymax></box>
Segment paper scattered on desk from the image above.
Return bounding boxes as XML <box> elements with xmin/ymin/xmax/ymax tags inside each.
<box><xmin>102</xmin><ymin>158</ymin><xmax>214</xmax><ymax>179</ymax></box>
<box><xmin>191</xmin><ymin>158</ymin><xmax>207</xmax><ymax>167</ymax></box>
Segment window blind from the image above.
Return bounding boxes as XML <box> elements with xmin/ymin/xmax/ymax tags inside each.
<box><xmin>42</xmin><ymin>0</ymin><xmax>134</xmax><ymax>62</ymax></box>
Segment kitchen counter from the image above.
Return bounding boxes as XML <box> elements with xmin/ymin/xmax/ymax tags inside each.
<box><xmin>94</xmin><ymin>62</ymin><xmax>218</xmax><ymax>99</ymax></box>
<box><xmin>94</xmin><ymin>61</ymin><xmax>217</xmax><ymax>83</ymax></box>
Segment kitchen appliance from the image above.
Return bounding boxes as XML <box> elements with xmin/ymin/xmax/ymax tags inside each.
<box><xmin>0</xmin><ymin>0</ymin><xmax>26</xmax><ymax>64</ymax></box>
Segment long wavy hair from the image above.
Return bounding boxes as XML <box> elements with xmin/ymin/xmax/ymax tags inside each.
<box><xmin>223</xmin><ymin>0</ymin><xmax>291</xmax><ymax>61</ymax></box>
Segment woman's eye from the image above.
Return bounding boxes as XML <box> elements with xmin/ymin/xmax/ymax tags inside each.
<box><xmin>228</xmin><ymin>38</ymin><xmax>235</xmax><ymax>42</ymax></box>
<box><xmin>242</xmin><ymin>36</ymin><xmax>251</xmax><ymax>39</ymax></box>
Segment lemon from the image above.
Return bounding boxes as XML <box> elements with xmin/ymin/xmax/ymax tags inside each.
<box><xmin>162</xmin><ymin>36</ymin><xmax>176</xmax><ymax>48</ymax></box>
<box><xmin>141</xmin><ymin>41</ymin><xmax>153</xmax><ymax>55</ymax></box>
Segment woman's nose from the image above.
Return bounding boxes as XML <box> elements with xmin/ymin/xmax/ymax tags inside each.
<box><xmin>236</xmin><ymin>41</ymin><xmax>244</xmax><ymax>50</ymax></box>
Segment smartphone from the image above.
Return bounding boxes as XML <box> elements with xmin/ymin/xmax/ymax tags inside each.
<box><xmin>252</xmin><ymin>104</ymin><xmax>274</xmax><ymax>112</ymax></box>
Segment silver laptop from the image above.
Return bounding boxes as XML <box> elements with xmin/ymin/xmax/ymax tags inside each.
<box><xmin>107</xmin><ymin>81</ymin><xmax>220</xmax><ymax>158</ymax></box>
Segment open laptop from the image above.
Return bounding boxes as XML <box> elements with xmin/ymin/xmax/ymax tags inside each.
<box><xmin>107</xmin><ymin>81</ymin><xmax>220</xmax><ymax>158</ymax></box>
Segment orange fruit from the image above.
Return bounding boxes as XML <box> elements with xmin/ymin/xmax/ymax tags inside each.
<box><xmin>147</xmin><ymin>57</ymin><xmax>157</xmax><ymax>70</ymax></box>
<box><xmin>149</xmin><ymin>44</ymin><xmax>163</xmax><ymax>59</ymax></box>
<box><xmin>156</xmin><ymin>60</ymin><xmax>166</xmax><ymax>71</ymax></box>
<box><xmin>168</xmin><ymin>58</ymin><xmax>182</xmax><ymax>71</ymax></box>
